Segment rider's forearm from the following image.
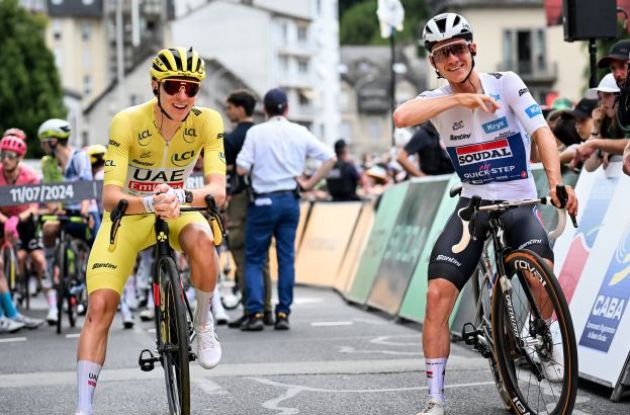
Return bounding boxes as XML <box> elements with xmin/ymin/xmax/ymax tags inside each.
<box><xmin>532</xmin><ymin>127</ymin><xmax>562</xmax><ymax>188</ymax></box>
<box><xmin>394</xmin><ymin>96</ymin><xmax>460</xmax><ymax>128</ymax></box>
<box><xmin>102</xmin><ymin>184</ymin><xmax>148</xmax><ymax>214</ymax></box>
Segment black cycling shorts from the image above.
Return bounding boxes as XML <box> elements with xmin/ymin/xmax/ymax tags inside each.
<box><xmin>428</xmin><ymin>197</ymin><xmax>554</xmax><ymax>291</ymax></box>
<box><xmin>0</xmin><ymin>215</ymin><xmax>43</xmax><ymax>252</ymax></box>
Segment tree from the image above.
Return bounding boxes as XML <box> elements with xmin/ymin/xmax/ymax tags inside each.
<box><xmin>0</xmin><ymin>0</ymin><xmax>65</xmax><ymax>157</ymax></box>
<box><xmin>339</xmin><ymin>0</ymin><xmax>429</xmax><ymax>46</ymax></box>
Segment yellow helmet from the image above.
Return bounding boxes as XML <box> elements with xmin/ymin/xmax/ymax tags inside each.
<box><xmin>150</xmin><ymin>47</ymin><xmax>206</xmax><ymax>82</ymax></box>
<box><xmin>86</xmin><ymin>144</ymin><xmax>107</xmax><ymax>164</ymax></box>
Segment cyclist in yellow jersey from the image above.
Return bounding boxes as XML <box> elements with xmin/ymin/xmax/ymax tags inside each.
<box><xmin>75</xmin><ymin>47</ymin><xmax>226</xmax><ymax>415</ymax></box>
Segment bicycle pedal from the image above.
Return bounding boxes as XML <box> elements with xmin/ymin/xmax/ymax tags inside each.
<box><xmin>138</xmin><ymin>349</ymin><xmax>158</xmax><ymax>372</ymax></box>
<box><xmin>189</xmin><ymin>351</ymin><xmax>197</xmax><ymax>362</ymax></box>
<box><xmin>462</xmin><ymin>322</ymin><xmax>482</xmax><ymax>346</ymax></box>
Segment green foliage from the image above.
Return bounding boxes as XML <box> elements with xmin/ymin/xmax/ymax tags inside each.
<box><xmin>339</xmin><ymin>0</ymin><xmax>429</xmax><ymax>46</ymax></box>
<box><xmin>0</xmin><ymin>0</ymin><xmax>66</xmax><ymax>157</ymax></box>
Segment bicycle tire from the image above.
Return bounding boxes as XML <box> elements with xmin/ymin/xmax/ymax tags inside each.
<box><xmin>71</xmin><ymin>239</ymin><xmax>91</xmax><ymax>316</ymax></box>
<box><xmin>55</xmin><ymin>244</ymin><xmax>66</xmax><ymax>335</ymax></box>
<box><xmin>471</xmin><ymin>261</ymin><xmax>512</xmax><ymax>412</ymax></box>
<box><xmin>2</xmin><ymin>245</ymin><xmax>17</xmax><ymax>294</ymax></box>
<box><xmin>155</xmin><ymin>257</ymin><xmax>190</xmax><ymax>415</ymax></box>
<box><xmin>492</xmin><ymin>249</ymin><xmax>578</xmax><ymax>415</ymax></box>
<box><xmin>20</xmin><ymin>261</ymin><xmax>30</xmax><ymax>311</ymax></box>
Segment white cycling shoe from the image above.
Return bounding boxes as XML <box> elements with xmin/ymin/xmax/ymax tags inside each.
<box><xmin>196</xmin><ymin>323</ymin><xmax>221</xmax><ymax>369</ymax></box>
<box><xmin>416</xmin><ymin>398</ymin><xmax>445</xmax><ymax>415</ymax></box>
<box><xmin>46</xmin><ymin>308</ymin><xmax>58</xmax><ymax>325</ymax></box>
<box><xmin>0</xmin><ymin>316</ymin><xmax>25</xmax><ymax>333</ymax></box>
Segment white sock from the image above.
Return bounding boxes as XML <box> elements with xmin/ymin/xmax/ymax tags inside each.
<box><xmin>47</xmin><ymin>289</ymin><xmax>57</xmax><ymax>309</ymax></box>
<box><xmin>194</xmin><ymin>289</ymin><xmax>212</xmax><ymax>329</ymax></box>
<box><xmin>76</xmin><ymin>360</ymin><xmax>102</xmax><ymax>414</ymax></box>
<box><xmin>425</xmin><ymin>357</ymin><xmax>447</xmax><ymax>402</ymax></box>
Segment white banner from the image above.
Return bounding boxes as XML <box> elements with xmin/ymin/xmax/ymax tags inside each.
<box><xmin>554</xmin><ymin>162</ymin><xmax>630</xmax><ymax>387</ymax></box>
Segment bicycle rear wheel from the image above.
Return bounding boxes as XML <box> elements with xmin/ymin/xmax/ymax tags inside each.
<box><xmin>2</xmin><ymin>245</ymin><xmax>17</xmax><ymax>294</ymax></box>
<box><xmin>492</xmin><ymin>249</ymin><xmax>577</xmax><ymax>415</ymax></box>
<box><xmin>156</xmin><ymin>257</ymin><xmax>190</xmax><ymax>415</ymax></box>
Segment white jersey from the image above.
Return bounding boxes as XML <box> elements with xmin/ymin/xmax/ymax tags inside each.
<box><xmin>417</xmin><ymin>71</ymin><xmax>547</xmax><ymax>200</ymax></box>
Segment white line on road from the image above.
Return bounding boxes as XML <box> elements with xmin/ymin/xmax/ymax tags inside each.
<box><xmin>311</xmin><ymin>321</ymin><xmax>353</xmax><ymax>327</ymax></box>
<box><xmin>370</xmin><ymin>335</ymin><xmax>420</xmax><ymax>347</ymax></box>
<box><xmin>253</xmin><ymin>376</ymin><xmax>496</xmax><ymax>413</ymax></box>
<box><xmin>147</xmin><ymin>328</ymin><xmax>156</xmax><ymax>333</ymax></box>
<box><xmin>252</xmin><ymin>376</ymin><xmax>496</xmax><ymax>394</ymax></box>
<box><xmin>0</xmin><ymin>337</ymin><xmax>27</xmax><ymax>344</ymax></box>
<box><xmin>339</xmin><ymin>346</ymin><xmax>422</xmax><ymax>356</ymax></box>
<box><xmin>192</xmin><ymin>377</ymin><xmax>228</xmax><ymax>396</ymax></box>
<box><xmin>65</xmin><ymin>333</ymin><xmax>80</xmax><ymax>339</ymax></box>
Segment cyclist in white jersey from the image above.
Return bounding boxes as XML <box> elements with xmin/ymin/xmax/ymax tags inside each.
<box><xmin>393</xmin><ymin>13</ymin><xmax>578</xmax><ymax>415</ymax></box>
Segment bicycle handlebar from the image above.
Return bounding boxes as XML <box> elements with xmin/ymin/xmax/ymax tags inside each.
<box><xmin>450</xmin><ymin>185</ymin><xmax>576</xmax><ymax>254</ymax></box>
<box><xmin>108</xmin><ymin>195</ymin><xmax>225</xmax><ymax>246</ymax></box>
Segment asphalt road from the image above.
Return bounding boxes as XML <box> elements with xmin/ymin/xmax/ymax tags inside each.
<box><xmin>0</xmin><ymin>286</ymin><xmax>628</xmax><ymax>414</ymax></box>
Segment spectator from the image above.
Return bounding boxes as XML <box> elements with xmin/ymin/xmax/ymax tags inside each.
<box><xmin>597</xmin><ymin>39</ymin><xmax>630</xmax><ymax>88</ymax></box>
<box><xmin>325</xmin><ymin>139</ymin><xmax>362</xmax><ymax>201</ymax></box>
<box><xmin>557</xmin><ymin>98</ymin><xmax>597</xmax><ymax>167</ymax></box>
<box><xmin>223</xmin><ymin>90</ymin><xmax>274</xmax><ymax>329</ymax></box>
<box><xmin>236</xmin><ymin>88</ymin><xmax>335</xmax><ymax>331</ymax></box>
<box><xmin>397</xmin><ymin>122</ymin><xmax>454</xmax><ymax>177</ymax></box>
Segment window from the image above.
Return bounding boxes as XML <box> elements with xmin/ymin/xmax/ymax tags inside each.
<box><xmin>503</xmin><ymin>28</ymin><xmax>547</xmax><ymax>76</ymax></box>
<box><xmin>83</xmin><ymin>74</ymin><xmax>92</xmax><ymax>96</ymax></box>
<box><xmin>281</xmin><ymin>22</ymin><xmax>288</xmax><ymax>43</ymax></box>
<box><xmin>83</xmin><ymin>48</ymin><xmax>90</xmax><ymax>69</ymax></box>
<box><xmin>535</xmin><ymin>29</ymin><xmax>546</xmax><ymax>72</ymax></box>
<box><xmin>81</xmin><ymin>21</ymin><xmax>91</xmax><ymax>41</ymax></box>
<box><xmin>298</xmin><ymin>91</ymin><xmax>310</xmax><ymax>107</ymax></box>
<box><xmin>52</xmin><ymin>19</ymin><xmax>62</xmax><ymax>40</ymax></box>
<box><xmin>298</xmin><ymin>59</ymin><xmax>309</xmax><ymax>74</ymax></box>
<box><xmin>297</xmin><ymin>26</ymin><xmax>308</xmax><ymax>43</ymax></box>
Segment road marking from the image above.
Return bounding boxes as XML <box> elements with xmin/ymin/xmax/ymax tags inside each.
<box><xmin>293</xmin><ymin>297</ymin><xmax>323</xmax><ymax>305</ymax></box>
<box><xmin>193</xmin><ymin>377</ymin><xmax>228</xmax><ymax>396</ymax></box>
<box><xmin>352</xmin><ymin>317</ymin><xmax>389</xmax><ymax>325</ymax></box>
<box><xmin>311</xmin><ymin>321</ymin><xmax>353</xmax><ymax>327</ymax></box>
<box><xmin>369</xmin><ymin>335</ymin><xmax>420</xmax><ymax>347</ymax></box>
<box><xmin>339</xmin><ymin>346</ymin><xmax>422</xmax><ymax>356</ymax></box>
<box><xmin>65</xmin><ymin>333</ymin><xmax>80</xmax><ymax>339</ymax></box>
<box><xmin>252</xmin><ymin>377</ymin><xmax>496</xmax><ymax>394</ymax></box>
<box><xmin>147</xmin><ymin>328</ymin><xmax>156</xmax><ymax>333</ymax></box>
<box><xmin>253</xmin><ymin>377</ymin><xmax>496</xmax><ymax>414</ymax></box>
<box><xmin>0</xmin><ymin>337</ymin><xmax>27</xmax><ymax>344</ymax></box>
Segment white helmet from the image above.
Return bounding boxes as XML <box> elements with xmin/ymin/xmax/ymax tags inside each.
<box><xmin>38</xmin><ymin>118</ymin><xmax>71</xmax><ymax>141</ymax></box>
<box><xmin>422</xmin><ymin>13</ymin><xmax>473</xmax><ymax>52</ymax></box>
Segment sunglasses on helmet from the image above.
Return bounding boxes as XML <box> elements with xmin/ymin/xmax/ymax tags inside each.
<box><xmin>161</xmin><ymin>80</ymin><xmax>200</xmax><ymax>97</ymax></box>
<box><xmin>431</xmin><ymin>42</ymin><xmax>470</xmax><ymax>64</ymax></box>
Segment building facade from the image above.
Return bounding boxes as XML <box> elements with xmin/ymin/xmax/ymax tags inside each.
<box><xmin>171</xmin><ymin>0</ymin><xmax>341</xmax><ymax>146</ymax></box>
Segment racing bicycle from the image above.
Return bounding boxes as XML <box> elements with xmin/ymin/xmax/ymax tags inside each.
<box><xmin>110</xmin><ymin>195</ymin><xmax>224</xmax><ymax>415</ymax></box>
<box><xmin>41</xmin><ymin>214</ymin><xmax>90</xmax><ymax>334</ymax></box>
<box><xmin>457</xmin><ymin>185</ymin><xmax>578</xmax><ymax>415</ymax></box>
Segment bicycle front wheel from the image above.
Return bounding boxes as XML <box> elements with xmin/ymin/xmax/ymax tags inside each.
<box><xmin>156</xmin><ymin>257</ymin><xmax>190</xmax><ymax>415</ymax></box>
<box><xmin>55</xmin><ymin>244</ymin><xmax>67</xmax><ymax>335</ymax></box>
<box><xmin>492</xmin><ymin>249</ymin><xmax>577</xmax><ymax>415</ymax></box>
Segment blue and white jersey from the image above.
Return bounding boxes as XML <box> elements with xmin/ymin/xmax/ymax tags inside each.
<box><xmin>63</xmin><ymin>149</ymin><xmax>98</xmax><ymax>213</ymax></box>
<box><xmin>417</xmin><ymin>71</ymin><xmax>547</xmax><ymax>200</ymax></box>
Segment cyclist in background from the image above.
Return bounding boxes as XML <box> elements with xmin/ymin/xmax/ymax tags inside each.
<box><xmin>38</xmin><ymin>119</ymin><xmax>100</xmax><ymax>325</ymax></box>
<box><xmin>393</xmin><ymin>13</ymin><xmax>578</xmax><ymax>415</ymax></box>
<box><xmin>74</xmin><ymin>47</ymin><xmax>225</xmax><ymax>415</ymax></box>
<box><xmin>0</xmin><ymin>134</ymin><xmax>44</xmax><ymax>330</ymax></box>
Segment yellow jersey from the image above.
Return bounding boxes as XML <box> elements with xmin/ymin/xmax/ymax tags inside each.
<box><xmin>104</xmin><ymin>99</ymin><xmax>225</xmax><ymax>196</ymax></box>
